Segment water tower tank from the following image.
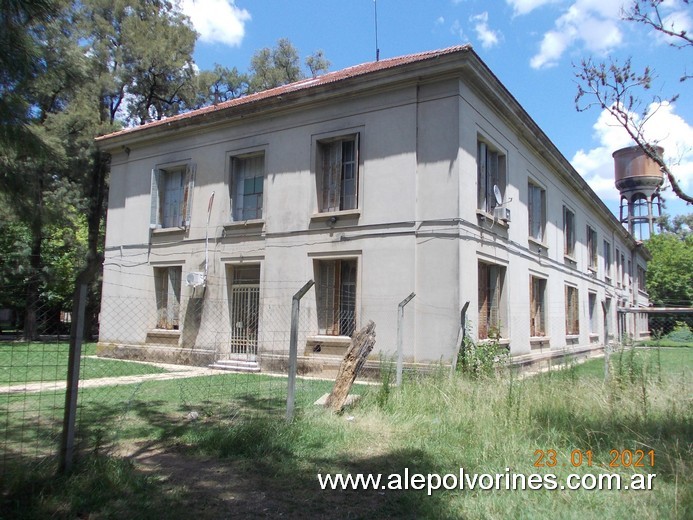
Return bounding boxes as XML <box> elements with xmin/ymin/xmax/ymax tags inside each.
<box><xmin>613</xmin><ymin>145</ymin><xmax>664</xmax><ymax>240</ymax></box>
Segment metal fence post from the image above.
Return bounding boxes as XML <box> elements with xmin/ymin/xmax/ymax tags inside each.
<box><xmin>601</xmin><ymin>301</ymin><xmax>610</xmax><ymax>382</ymax></box>
<box><xmin>396</xmin><ymin>292</ymin><xmax>415</xmax><ymax>386</ymax></box>
<box><xmin>59</xmin><ymin>282</ymin><xmax>87</xmax><ymax>474</ymax></box>
<box><xmin>286</xmin><ymin>280</ymin><xmax>314</xmax><ymax>421</ymax></box>
<box><xmin>450</xmin><ymin>302</ymin><xmax>470</xmax><ymax>377</ymax></box>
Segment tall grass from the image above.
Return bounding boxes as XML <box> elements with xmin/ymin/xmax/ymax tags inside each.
<box><xmin>2</xmin><ymin>349</ymin><xmax>690</xmax><ymax>519</ymax></box>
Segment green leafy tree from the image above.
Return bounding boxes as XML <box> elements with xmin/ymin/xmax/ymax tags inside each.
<box><xmin>192</xmin><ymin>64</ymin><xmax>249</xmax><ymax>107</ymax></box>
<box><xmin>644</xmin><ymin>230</ymin><xmax>692</xmax><ymax>307</ymax></box>
<box><xmin>1</xmin><ymin>0</ymin><xmax>200</xmax><ymax>338</ymax></box>
<box><xmin>248</xmin><ymin>38</ymin><xmax>330</xmax><ymax>92</ymax></box>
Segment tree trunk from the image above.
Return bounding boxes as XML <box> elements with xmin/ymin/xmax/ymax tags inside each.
<box><xmin>23</xmin><ymin>184</ymin><xmax>43</xmax><ymax>341</ymax></box>
<box><xmin>70</xmin><ymin>151</ymin><xmax>108</xmax><ymax>342</ymax></box>
<box><xmin>325</xmin><ymin>321</ymin><xmax>376</xmax><ymax>412</ymax></box>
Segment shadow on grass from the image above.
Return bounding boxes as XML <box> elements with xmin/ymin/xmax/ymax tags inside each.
<box><xmin>2</xmin><ymin>413</ymin><xmax>457</xmax><ymax>519</ymax></box>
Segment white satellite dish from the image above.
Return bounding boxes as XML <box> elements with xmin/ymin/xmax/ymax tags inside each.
<box><xmin>493</xmin><ymin>185</ymin><xmax>503</xmax><ymax>206</ymax></box>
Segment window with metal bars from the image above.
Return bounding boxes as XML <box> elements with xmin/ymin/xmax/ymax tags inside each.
<box><xmin>478</xmin><ymin>262</ymin><xmax>506</xmax><ymax>340</ymax></box>
<box><xmin>317</xmin><ymin>135</ymin><xmax>359</xmax><ymax>213</ymax></box>
<box><xmin>565</xmin><ymin>285</ymin><xmax>579</xmax><ymax>335</ymax></box>
<box><xmin>315</xmin><ymin>259</ymin><xmax>357</xmax><ymax>336</ymax></box>
<box><xmin>530</xmin><ymin>276</ymin><xmax>547</xmax><ymax>337</ymax></box>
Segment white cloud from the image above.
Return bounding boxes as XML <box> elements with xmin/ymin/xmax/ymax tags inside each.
<box><xmin>470</xmin><ymin>12</ymin><xmax>503</xmax><ymax>49</ymax></box>
<box><xmin>506</xmin><ymin>0</ymin><xmax>560</xmax><ymax>16</ymax></box>
<box><xmin>572</xmin><ymin>102</ymin><xmax>693</xmax><ymax>202</ymax></box>
<box><xmin>181</xmin><ymin>0</ymin><xmax>251</xmax><ymax>47</ymax></box>
<box><xmin>436</xmin><ymin>16</ymin><xmax>445</xmax><ymax>25</ymax></box>
<box><xmin>529</xmin><ymin>0</ymin><xmax>624</xmax><ymax>69</ymax></box>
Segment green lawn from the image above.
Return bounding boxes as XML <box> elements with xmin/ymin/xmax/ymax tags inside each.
<box><xmin>1</xmin><ymin>348</ymin><xmax>691</xmax><ymax>519</ymax></box>
<box><xmin>0</xmin><ymin>343</ymin><xmax>167</xmax><ymax>384</ymax></box>
<box><xmin>553</xmin><ymin>345</ymin><xmax>692</xmax><ymax>380</ymax></box>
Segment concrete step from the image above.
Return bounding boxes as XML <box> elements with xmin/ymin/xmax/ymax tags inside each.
<box><xmin>209</xmin><ymin>359</ymin><xmax>261</xmax><ymax>373</ymax></box>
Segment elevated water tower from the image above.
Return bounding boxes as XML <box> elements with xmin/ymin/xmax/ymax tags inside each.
<box><xmin>613</xmin><ymin>145</ymin><xmax>664</xmax><ymax>240</ymax></box>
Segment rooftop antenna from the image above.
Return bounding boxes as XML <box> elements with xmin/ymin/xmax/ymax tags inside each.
<box><xmin>374</xmin><ymin>0</ymin><xmax>380</xmax><ymax>61</ymax></box>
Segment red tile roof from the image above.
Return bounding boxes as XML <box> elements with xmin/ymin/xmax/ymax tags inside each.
<box><xmin>96</xmin><ymin>45</ymin><xmax>472</xmax><ymax>142</ymax></box>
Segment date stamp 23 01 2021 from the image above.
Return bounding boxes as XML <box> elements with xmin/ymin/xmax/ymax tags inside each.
<box><xmin>533</xmin><ymin>449</ymin><xmax>655</xmax><ymax>469</ymax></box>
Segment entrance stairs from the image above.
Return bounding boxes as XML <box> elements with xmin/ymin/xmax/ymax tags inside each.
<box><xmin>209</xmin><ymin>359</ymin><xmax>260</xmax><ymax>373</ymax></box>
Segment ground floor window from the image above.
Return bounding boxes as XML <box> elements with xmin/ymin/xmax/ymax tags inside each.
<box><xmin>605</xmin><ymin>297</ymin><xmax>612</xmax><ymax>337</ymax></box>
<box><xmin>588</xmin><ymin>292</ymin><xmax>598</xmax><ymax>334</ymax></box>
<box><xmin>478</xmin><ymin>262</ymin><xmax>506</xmax><ymax>340</ymax></box>
<box><xmin>154</xmin><ymin>266</ymin><xmax>182</xmax><ymax>329</ymax></box>
<box><xmin>315</xmin><ymin>259</ymin><xmax>357</xmax><ymax>336</ymax></box>
<box><xmin>565</xmin><ymin>285</ymin><xmax>579</xmax><ymax>335</ymax></box>
<box><xmin>530</xmin><ymin>276</ymin><xmax>547</xmax><ymax>337</ymax></box>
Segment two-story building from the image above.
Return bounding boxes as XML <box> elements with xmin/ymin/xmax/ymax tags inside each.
<box><xmin>95</xmin><ymin>46</ymin><xmax>650</xmax><ymax>373</ymax></box>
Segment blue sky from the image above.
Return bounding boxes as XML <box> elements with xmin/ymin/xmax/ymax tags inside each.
<box><xmin>181</xmin><ymin>0</ymin><xmax>692</xmax><ymax>220</ymax></box>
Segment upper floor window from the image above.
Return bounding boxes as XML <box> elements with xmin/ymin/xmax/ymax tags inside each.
<box><xmin>587</xmin><ymin>225</ymin><xmax>598</xmax><ymax>271</ymax></box>
<box><xmin>477</xmin><ymin>140</ymin><xmax>507</xmax><ymax>214</ymax></box>
<box><xmin>150</xmin><ymin>164</ymin><xmax>194</xmax><ymax>229</ymax></box>
<box><xmin>604</xmin><ymin>240</ymin><xmax>612</xmax><ymax>282</ymax></box>
<box><xmin>317</xmin><ymin>134</ymin><xmax>359</xmax><ymax>213</ymax></box>
<box><xmin>528</xmin><ymin>182</ymin><xmax>546</xmax><ymax>242</ymax></box>
<box><xmin>231</xmin><ymin>153</ymin><xmax>264</xmax><ymax>221</ymax></box>
<box><xmin>637</xmin><ymin>265</ymin><xmax>646</xmax><ymax>292</ymax></box>
<box><xmin>563</xmin><ymin>206</ymin><xmax>576</xmax><ymax>258</ymax></box>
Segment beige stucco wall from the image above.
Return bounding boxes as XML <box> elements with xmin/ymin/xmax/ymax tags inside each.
<box><xmin>99</xmin><ymin>67</ymin><xmax>647</xmax><ymax>368</ymax></box>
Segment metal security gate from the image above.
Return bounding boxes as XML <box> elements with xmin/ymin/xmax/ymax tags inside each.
<box><xmin>229</xmin><ymin>265</ymin><xmax>260</xmax><ymax>360</ymax></box>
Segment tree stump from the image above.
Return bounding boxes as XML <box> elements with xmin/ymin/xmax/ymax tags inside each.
<box><xmin>325</xmin><ymin>321</ymin><xmax>376</xmax><ymax>412</ymax></box>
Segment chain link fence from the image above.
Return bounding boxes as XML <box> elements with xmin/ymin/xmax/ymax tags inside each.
<box><xmin>2</xmin><ymin>277</ymin><xmax>692</xmax><ymax>477</ymax></box>
<box><xmin>1</xmin><ymin>282</ymin><xmax>339</xmax><ymax>477</ymax></box>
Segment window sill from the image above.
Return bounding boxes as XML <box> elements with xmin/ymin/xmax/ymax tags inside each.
<box><xmin>530</xmin><ymin>336</ymin><xmax>550</xmax><ymax>349</ymax></box>
<box><xmin>151</xmin><ymin>226</ymin><xmax>186</xmax><ymax>235</ymax></box>
<box><xmin>148</xmin><ymin>328</ymin><xmax>180</xmax><ymax>336</ymax></box>
<box><xmin>305</xmin><ymin>335</ymin><xmax>352</xmax><ymax>356</ymax></box>
<box><xmin>564</xmin><ymin>255</ymin><xmax>577</xmax><ymax>268</ymax></box>
<box><xmin>605</xmin><ymin>277</ymin><xmax>612</xmax><ymax>285</ymax></box>
<box><xmin>527</xmin><ymin>237</ymin><xmax>547</xmax><ymax>249</ymax></box>
<box><xmin>565</xmin><ymin>334</ymin><xmax>580</xmax><ymax>341</ymax></box>
<box><xmin>478</xmin><ymin>337</ymin><xmax>510</xmax><ymax>347</ymax></box>
<box><xmin>589</xmin><ymin>333</ymin><xmax>600</xmax><ymax>341</ymax></box>
<box><xmin>476</xmin><ymin>210</ymin><xmax>509</xmax><ymax>228</ymax></box>
<box><xmin>311</xmin><ymin>209</ymin><xmax>361</xmax><ymax>222</ymax></box>
<box><xmin>223</xmin><ymin>219</ymin><xmax>265</xmax><ymax>232</ymax></box>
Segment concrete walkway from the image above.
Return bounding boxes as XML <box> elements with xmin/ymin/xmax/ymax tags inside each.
<box><xmin>1</xmin><ymin>358</ymin><xmax>228</xmax><ymax>395</ymax></box>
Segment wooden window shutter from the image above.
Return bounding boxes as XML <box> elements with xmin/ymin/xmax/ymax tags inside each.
<box><xmin>478</xmin><ymin>263</ymin><xmax>489</xmax><ymax>339</ymax></box>
<box><xmin>150</xmin><ymin>168</ymin><xmax>161</xmax><ymax>229</ymax></box>
<box><xmin>477</xmin><ymin>142</ymin><xmax>487</xmax><ymax>211</ymax></box>
<box><xmin>182</xmin><ymin>164</ymin><xmax>195</xmax><ymax>228</ymax></box>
